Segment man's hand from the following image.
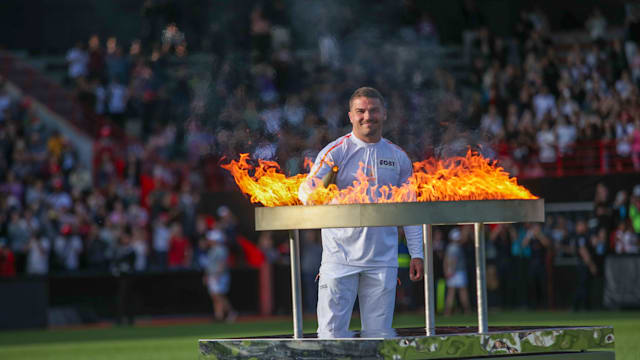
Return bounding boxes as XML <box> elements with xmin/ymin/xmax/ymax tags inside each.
<box><xmin>409</xmin><ymin>258</ymin><xmax>424</xmax><ymax>281</ymax></box>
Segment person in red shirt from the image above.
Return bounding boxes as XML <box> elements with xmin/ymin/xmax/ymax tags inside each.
<box><xmin>0</xmin><ymin>239</ymin><xmax>16</xmax><ymax>277</ymax></box>
<box><xmin>168</xmin><ymin>222</ymin><xmax>192</xmax><ymax>268</ymax></box>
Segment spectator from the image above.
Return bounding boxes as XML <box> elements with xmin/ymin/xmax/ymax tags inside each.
<box><xmin>167</xmin><ymin>222</ymin><xmax>192</xmax><ymax>269</ymax></box>
<box><xmin>48</xmin><ymin>178</ymin><xmax>72</xmax><ymax>211</ymax></box>
<box><xmin>0</xmin><ymin>238</ymin><xmax>16</xmax><ymax>277</ymax></box>
<box><xmin>53</xmin><ymin>224</ymin><xmax>83</xmax><ymax>272</ymax></box>
<box><xmin>573</xmin><ymin>218</ymin><xmax>595</xmax><ymax>311</ymax></box>
<box><xmin>489</xmin><ymin>223</ymin><xmax>517</xmax><ymax>308</ymax></box>
<box><xmin>613</xmin><ymin>220</ymin><xmax>638</xmax><ymax>254</ymax></box>
<box><xmin>615</xmin><ymin>113</ymin><xmax>634</xmax><ymax>164</ymax></box>
<box><xmin>7</xmin><ymin>210</ymin><xmax>29</xmax><ymax>273</ymax></box>
<box><xmin>151</xmin><ymin>213</ymin><xmax>171</xmax><ymax>270</ymax></box>
<box><xmin>555</xmin><ymin>115</ymin><xmax>577</xmax><ymax>155</ymax></box>
<box><xmin>203</xmin><ymin>228</ymin><xmax>237</xmax><ymax>322</ymax></box>
<box><xmin>105</xmin><ymin>38</ymin><xmax>130</xmax><ymax>84</ymax></box>
<box><xmin>443</xmin><ymin>228</ymin><xmax>471</xmax><ymax>315</ymax></box>
<box><xmin>258</xmin><ymin>231</ymin><xmax>280</xmax><ymax>264</ymax></box>
<box><xmin>65</xmin><ymin>41</ymin><xmax>89</xmax><ymax>84</ymax></box>
<box><xmin>161</xmin><ymin>23</ymin><xmax>186</xmax><ymax>51</ymax></box>
<box><xmin>550</xmin><ymin>215</ymin><xmax>574</xmax><ymax>257</ymax></box>
<box><xmin>479</xmin><ymin>104</ymin><xmax>504</xmax><ymax>138</ymax></box>
<box><xmin>111</xmin><ymin>228</ymin><xmax>136</xmax><ymax>325</ymax></box>
<box><xmin>532</xmin><ymin>86</ymin><xmax>557</xmax><ymax>122</ymax></box>
<box><xmin>87</xmin><ymin>35</ymin><xmax>105</xmax><ymax>81</ymax></box>
<box><xmin>593</xmin><ymin>182</ymin><xmax>613</xmax><ymax>231</ymax></box>
<box><xmin>26</xmin><ymin>232</ymin><xmax>50</xmax><ymax>275</ymax></box>
<box><xmin>216</xmin><ymin>205</ymin><xmax>240</xmax><ymax>261</ymax></box>
<box><xmin>107</xmin><ymin>77</ymin><xmax>129</xmax><ymax>126</ymax></box>
<box><xmin>589</xmin><ymin>226</ymin><xmax>608</xmax><ymax>309</ymax></box>
<box><xmin>85</xmin><ymin>226</ymin><xmax>109</xmax><ymax>271</ymax></box>
<box><xmin>612</xmin><ymin>189</ymin><xmax>629</xmax><ymax>227</ymax></box>
<box><xmin>111</xmin><ymin>228</ymin><xmax>135</xmax><ymax>276</ymax></box>
<box><xmin>131</xmin><ymin>226</ymin><xmax>148</xmax><ymax>271</ymax></box>
<box><xmin>630</xmin><ymin>185</ymin><xmax>640</xmax><ymax>235</ymax></box>
<box><xmin>521</xmin><ymin>223</ymin><xmax>551</xmax><ymax>309</ymax></box>
<box><xmin>536</xmin><ymin>120</ymin><xmax>556</xmax><ymax>164</ymax></box>
<box><xmin>301</xmin><ymin>230</ymin><xmax>322</xmax><ymax>314</ymax></box>
<box><xmin>0</xmin><ymin>81</ymin><xmax>14</xmax><ymax>122</ymax></box>
<box><xmin>585</xmin><ymin>7</ymin><xmax>608</xmax><ymax>41</ymax></box>
<box><xmin>631</xmin><ymin>118</ymin><xmax>640</xmax><ymax>170</ymax></box>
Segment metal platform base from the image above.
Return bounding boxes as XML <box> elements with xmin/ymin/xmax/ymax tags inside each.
<box><xmin>199</xmin><ymin>325</ymin><xmax>614</xmax><ymax>359</ymax></box>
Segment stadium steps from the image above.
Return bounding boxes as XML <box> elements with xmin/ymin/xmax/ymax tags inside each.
<box><xmin>0</xmin><ymin>50</ymin><xmax>126</xmax><ymax>141</ymax></box>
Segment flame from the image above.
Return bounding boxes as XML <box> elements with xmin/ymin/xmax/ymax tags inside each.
<box><xmin>220</xmin><ymin>153</ymin><xmax>307</xmax><ymax>207</ymax></box>
<box><xmin>221</xmin><ymin>150</ymin><xmax>537</xmax><ymax>207</ymax></box>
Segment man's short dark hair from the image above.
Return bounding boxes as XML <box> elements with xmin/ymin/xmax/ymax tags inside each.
<box><xmin>349</xmin><ymin>87</ymin><xmax>386</xmax><ymax>109</ymax></box>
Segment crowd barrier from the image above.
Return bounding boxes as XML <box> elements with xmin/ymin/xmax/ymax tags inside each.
<box><xmin>604</xmin><ymin>255</ymin><xmax>640</xmax><ymax>309</ymax></box>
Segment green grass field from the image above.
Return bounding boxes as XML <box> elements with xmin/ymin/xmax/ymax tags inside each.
<box><xmin>0</xmin><ymin>311</ymin><xmax>637</xmax><ymax>360</ymax></box>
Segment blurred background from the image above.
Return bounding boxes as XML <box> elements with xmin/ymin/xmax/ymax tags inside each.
<box><xmin>0</xmin><ymin>0</ymin><xmax>639</xmax><ymax>349</ymax></box>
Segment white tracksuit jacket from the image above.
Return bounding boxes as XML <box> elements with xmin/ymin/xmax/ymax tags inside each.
<box><xmin>299</xmin><ymin>132</ymin><xmax>424</xmax><ymax>269</ymax></box>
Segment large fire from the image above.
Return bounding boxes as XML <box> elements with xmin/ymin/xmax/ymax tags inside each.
<box><xmin>221</xmin><ymin>151</ymin><xmax>537</xmax><ymax>207</ymax></box>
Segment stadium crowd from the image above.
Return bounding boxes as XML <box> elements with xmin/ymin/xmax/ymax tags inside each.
<box><xmin>1</xmin><ymin>2</ymin><xmax>639</xmax><ymax>313</ymax></box>
<box><xmin>465</xmin><ymin>6</ymin><xmax>640</xmax><ymax>177</ymax></box>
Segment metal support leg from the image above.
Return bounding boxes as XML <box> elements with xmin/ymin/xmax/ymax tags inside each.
<box><xmin>474</xmin><ymin>223</ymin><xmax>488</xmax><ymax>333</ymax></box>
<box><xmin>289</xmin><ymin>230</ymin><xmax>303</xmax><ymax>339</ymax></box>
<box><xmin>423</xmin><ymin>224</ymin><xmax>435</xmax><ymax>335</ymax></box>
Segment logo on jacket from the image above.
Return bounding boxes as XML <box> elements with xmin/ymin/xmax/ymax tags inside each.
<box><xmin>378</xmin><ymin>159</ymin><xmax>396</xmax><ymax>169</ymax></box>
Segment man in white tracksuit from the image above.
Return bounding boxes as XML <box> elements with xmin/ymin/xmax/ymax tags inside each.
<box><xmin>299</xmin><ymin>87</ymin><xmax>424</xmax><ymax>338</ymax></box>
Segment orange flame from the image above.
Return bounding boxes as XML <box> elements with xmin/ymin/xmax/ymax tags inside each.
<box><xmin>221</xmin><ymin>150</ymin><xmax>537</xmax><ymax>207</ymax></box>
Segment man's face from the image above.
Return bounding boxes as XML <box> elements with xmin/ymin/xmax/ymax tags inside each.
<box><xmin>348</xmin><ymin>96</ymin><xmax>386</xmax><ymax>143</ymax></box>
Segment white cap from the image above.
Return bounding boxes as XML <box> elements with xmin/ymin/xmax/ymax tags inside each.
<box><xmin>217</xmin><ymin>205</ymin><xmax>231</xmax><ymax>217</ymax></box>
<box><xmin>206</xmin><ymin>229</ymin><xmax>225</xmax><ymax>243</ymax></box>
<box><xmin>449</xmin><ymin>228</ymin><xmax>461</xmax><ymax>242</ymax></box>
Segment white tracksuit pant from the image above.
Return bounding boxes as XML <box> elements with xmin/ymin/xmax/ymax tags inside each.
<box><xmin>317</xmin><ymin>266</ymin><xmax>397</xmax><ymax>338</ymax></box>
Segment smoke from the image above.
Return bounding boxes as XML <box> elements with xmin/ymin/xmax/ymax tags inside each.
<box><xmin>190</xmin><ymin>2</ymin><xmax>487</xmax><ymax>166</ymax></box>
<box><xmin>288</xmin><ymin>1</ymin><xmax>482</xmax><ymax>160</ymax></box>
